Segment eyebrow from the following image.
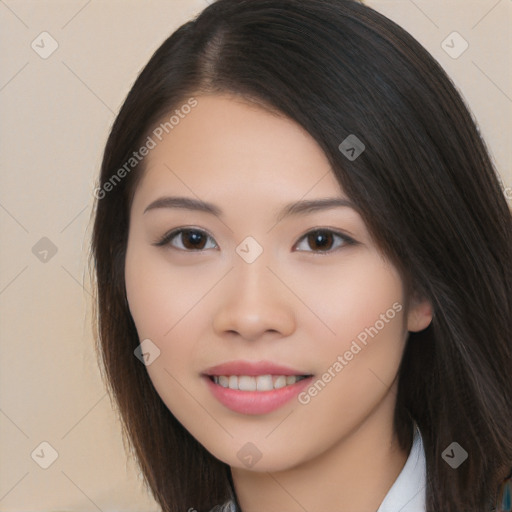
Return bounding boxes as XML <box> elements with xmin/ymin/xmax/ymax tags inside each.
<box><xmin>143</xmin><ymin>196</ymin><xmax>356</xmax><ymax>222</ymax></box>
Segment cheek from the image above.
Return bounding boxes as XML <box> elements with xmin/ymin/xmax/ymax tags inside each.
<box><xmin>125</xmin><ymin>241</ymin><xmax>211</xmax><ymax>339</ymax></box>
<box><xmin>124</xmin><ymin>241</ymin><xmax>208</xmax><ymax>419</ymax></box>
<box><xmin>295</xmin><ymin>252</ymin><xmax>407</xmax><ymax>398</ymax></box>
<box><xmin>125</xmin><ymin>253</ymin><xmax>167</xmax><ymax>338</ymax></box>
<box><xmin>124</xmin><ymin>239</ymin><xmax>222</xmax><ymax>402</ymax></box>
<box><xmin>290</xmin><ymin>251</ymin><xmax>405</xmax><ymax>347</ymax></box>
<box><xmin>296</xmin><ymin>254</ymin><xmax>407</xmax><ymax>416</ymax></box>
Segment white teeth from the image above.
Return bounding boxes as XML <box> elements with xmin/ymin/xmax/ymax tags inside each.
<box><xmin>218</xmin><ymin>376</ymin><xmax>229</xmax><ymax>387</ymax></box>
<box><xmin>256</xmin><ymin>374</ymin><xmax>273</xmax><ymax>391</ymax></box>
<box><xmin>239</xmin><ymin>375</ymin><xmax>257</xmax><ymax>391</ymax></box>
<box><xmin>274</xmin><ymin>376</ymin><xmax>287</xmax><ymax>389</ymax></box>
<box><xmin>286</xmin><ymin>376</ymin><xmax>297</xmax><ymax>386</ymax></box>
<box><xmin>212</xmin><ymin>374</ymin><xmax>307</xmax><ymax>391</ymax></box>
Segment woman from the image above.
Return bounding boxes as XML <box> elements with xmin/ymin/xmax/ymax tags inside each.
<box><xmin>89</xmin><ymin>0</ymin><xmax>512</xmax><ymax>510</ymax></box>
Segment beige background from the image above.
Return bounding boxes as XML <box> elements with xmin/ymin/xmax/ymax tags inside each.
<box><xmin>0</xmin><ymin>0</ymin><xmax>510</xmax><ymax>510</ymax></box>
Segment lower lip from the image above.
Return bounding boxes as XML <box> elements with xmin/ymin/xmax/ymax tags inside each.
<box><xmin>203</xmin><ymin>375</ymin><xmax>313</xmax><ymax>415</ymax></box>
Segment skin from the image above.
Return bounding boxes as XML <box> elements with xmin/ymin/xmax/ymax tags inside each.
<box><xmin>124</xmin><ymin>93</ymin><xmax>433</xmax><ymax>512</ymax></box>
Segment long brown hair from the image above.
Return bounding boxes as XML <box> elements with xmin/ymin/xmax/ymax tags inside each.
<box><xmin>89</xmin><ymin>1</ymin><xmax>512</xmax><ymax>510</ymax></box>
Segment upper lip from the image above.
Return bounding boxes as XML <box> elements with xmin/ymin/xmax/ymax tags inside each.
<box><xmin>203</xmin><ymin>360</ymin><xmax>312</xmax><ymax>377</ymax></box>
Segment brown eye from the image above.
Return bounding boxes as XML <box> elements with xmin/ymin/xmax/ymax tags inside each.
<box><xmin>294</xmin><ymin>229</ymin><xmax>354</xmax><ymax>253</ymax></box>
<box><xmin>308</xmin><ymin>231</ymin><xmax>334</xmax><ymax>251</ymax></box>
<box><xmin>155</xmin><ymin>228</ymin><xmax>217</xmax><ymax>251</ymax></box>
<box><xmin>180</xmin><ymin>230</ymin><xmax>209</xmax><ymax>250</ymax></box>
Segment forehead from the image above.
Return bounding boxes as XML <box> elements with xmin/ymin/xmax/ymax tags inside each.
<box><xmin>131</xmin><ymin>93</ymin><xmax>345</xmax><ymax>210</ymax></box>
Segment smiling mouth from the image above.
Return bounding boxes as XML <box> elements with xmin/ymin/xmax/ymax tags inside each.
<box><xmin>203</xmin><ymin>373</ymin><xmax>314</xmax><ymax>415</ymax></box>
<box><xmin>207</xmin><ymin>374</ymin><xmax>312</xmax><ymax>392</ymax></box>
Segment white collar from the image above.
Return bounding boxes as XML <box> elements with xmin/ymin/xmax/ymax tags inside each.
<box><xmin>377</xmin><ymin>422</ymin><xmax>427</xmax><ymax>512</ymax></box>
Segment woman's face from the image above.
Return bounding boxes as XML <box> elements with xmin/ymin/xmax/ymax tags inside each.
<box><xmin>124</xmin><ymin>93</ymin><xmax>431</xmax><ymax>472</ymax></box>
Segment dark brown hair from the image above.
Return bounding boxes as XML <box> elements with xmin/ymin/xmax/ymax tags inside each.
<box><xmin>89</xmin><ymin>1</ymin><xmax>512</xmax><ymax>510</ymax></box>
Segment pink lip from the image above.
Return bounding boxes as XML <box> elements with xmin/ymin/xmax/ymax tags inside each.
<box><xmin>203</xmin><ymin>360</ymin><xmax>311</xmax><ymax>377</ymax></box>
<box><xmin>203</xmin><ymin>374</ymin><xmax>314</xmax><ymax>415</ymax></box>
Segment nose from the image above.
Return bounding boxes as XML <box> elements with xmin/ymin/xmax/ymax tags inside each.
<box><xmin>211</xmin><ymin>254</ymin><xmax>296</xmax><ymax>342</ymax></box>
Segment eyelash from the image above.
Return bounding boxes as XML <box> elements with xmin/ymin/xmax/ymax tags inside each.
<box><xmin>153</xmin><ymin>227</ymin><xmax>357</xmax><ymax>254</ymax></box>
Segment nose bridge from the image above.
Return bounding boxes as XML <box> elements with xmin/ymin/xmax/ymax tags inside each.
<box><xmin>236</xmin><ymin>245</ymin><xmax>272</xmax><ymax>294</ymax></box>
<box><xmin>233</xmin><ymin>234</ymin><xmax>276</xmax><ymax>297</ymax></box>
<box><xmin>211</xmin><ymin>238</ymin><xmax>296</xmax><ymax>340</ymax></box>
<box><xmin>232</xmin><ymin>240</ymin><xmax>278</xmax><ymax>312</ymax></box>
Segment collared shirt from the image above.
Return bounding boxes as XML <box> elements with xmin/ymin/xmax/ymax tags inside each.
<box><xmin>210</xmin><ymin>422</ymin><xmax>426</xmax><ymax>512</ymax></box>
<box><xmin>377</xmin><ymin>422</ymin><xmax>426</xmax><ymax>512</ymax></box>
